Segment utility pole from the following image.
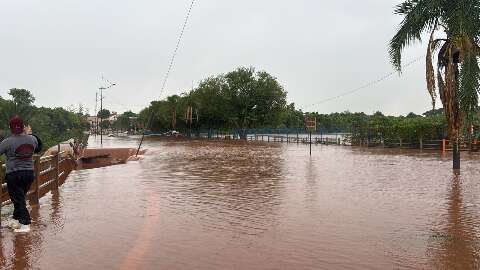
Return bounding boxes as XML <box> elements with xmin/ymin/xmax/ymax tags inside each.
<box><xmin>98</xmin><ymin>81</ymin><xmax>116</xmax><ymax>146</ymax></box>
<box><xmin>100</xmin><ymin>87</ymin><xmax>104</xmax><ymax>145</ymax></box>
<box><xmin>95</xmin><ymin>92</ymin><xmax>98</xmax><ymax>137</ymax></box>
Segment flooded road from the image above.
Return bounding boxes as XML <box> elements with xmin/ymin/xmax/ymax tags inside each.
<box><xmin>2</xmin><ymin>136</ymin><xmax>480</xmax><ymax>269</ymax></box>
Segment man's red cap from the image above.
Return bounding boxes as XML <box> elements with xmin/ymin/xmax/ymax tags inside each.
<box><xmin>9</xmin><ymin>116</ymin><xmax>24</xmax><ymax>135</ymax></box>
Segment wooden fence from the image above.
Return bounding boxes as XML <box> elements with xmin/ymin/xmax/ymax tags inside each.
<box><xmin>0</xmin><ymin>145</ymin><xmax>76</xmax><ymax>225</ymax></box>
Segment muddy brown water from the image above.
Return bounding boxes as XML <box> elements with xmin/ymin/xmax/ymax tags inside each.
<box><xmin>1</xmin><ymin>136</ymin><xmax>480</xmax><ymax>270</ymax></box>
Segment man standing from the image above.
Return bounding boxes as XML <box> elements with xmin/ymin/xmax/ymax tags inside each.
<box><xmin>0</xmin><ymin>116</ymin><xmax>40</xmax><ymax>233</ymax></box>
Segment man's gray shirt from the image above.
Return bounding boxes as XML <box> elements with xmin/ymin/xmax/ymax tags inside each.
<box><xmin>0</xmin><ymin>135</ymin><xmax>38</xmax><ymax>174</ymax></box>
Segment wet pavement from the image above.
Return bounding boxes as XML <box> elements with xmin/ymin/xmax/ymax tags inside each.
<box><xmin>1</xmin><ymin>136</ymin><xmax>480</xmax><ymax>269</ymax></box>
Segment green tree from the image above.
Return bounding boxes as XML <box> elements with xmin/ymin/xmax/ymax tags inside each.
<box><xmin>281</xmin><ymin>103</ymin><xmax>304</xmax><ymax>129</ymax></box>
<box><xmin>97</xmin><ymin>109</ymin><xmax>111</xmax><ymax>119</ymax></box>
<box><xmin>389</xmin><ymin>0</ymin><xmax>480</xmax><ymax>170</ymax></box>
<box><xmin>8</xmin><ymin>88</ymin><xmax>35</xmax><ymax>120</ymax></box>
<box><xmin>223</xmin><ymin>67</ymin><xmax>287</xmax><ymax>136</ymax></box>
<box><xmin>99</xmin><ymin>120</ymin><xmax>111</xmax><ymax>129</ymax></box>
<box><xmin>114</xmin><ymin>111</ymin><xmax>137</xmax><ymax>131</ymax></box>
<box><xmin>166</xmin><ymin>95</ymin><xmax>180</xmax><ymax>130</ymax></box>
<box><xmin>188</xmin><ymin>77</ymin><xmax>230</xmax><ymax>130</ymax></box>
<box><xmin>139</xmin><ymin>67</ymin><xmax>289</xmax><ymax>136</ymax></box>
<box><xmin>9</xmin><ymin>88</ymin><xmax>35</xmax><ymax>106</ymax></box>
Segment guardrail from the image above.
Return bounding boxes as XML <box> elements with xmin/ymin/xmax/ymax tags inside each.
<box><xmin>0</xmin><ymin>145</ymin><xmax>77</xmax><ymax>225</ymax></box>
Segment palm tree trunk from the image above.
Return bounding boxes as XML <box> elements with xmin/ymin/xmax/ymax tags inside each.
<box><xmin>453</xmin><ymin>139</ymin><xmax>460</xmax><ymax>171</ymax></box>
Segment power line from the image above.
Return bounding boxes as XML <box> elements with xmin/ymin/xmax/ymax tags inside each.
<box><xmin>104</xmin><ymin>95</ymin><xmax>145</xmax><ymax>110</ymax></box>
<box><xmin>302</xmin><ymin>55</ymin><xmax>424</xmax><ymax>110</ymax></box>
<box><xmin>136</xmin><ymin>0</ymin><xmax>198</xmax><ymax>155</ymax></box>
<box><xmin>158</xmin><ymin>0</ymin><xmax>196</xmax><ymax>99</ymax></box>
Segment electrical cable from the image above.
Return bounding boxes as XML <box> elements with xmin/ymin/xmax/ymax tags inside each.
<box><xmin>302</xmin><ymin>55</ymin><xmax>424</xmax><ymax>110</ymax></box>
<box><xmin>158</xmin><ymin>0</ymin><xmax>196</xmax><ymax>99</ymax></box>
<box><xmin>136</xmin><ymin>0</ymin><xmax>197</xmax><ymax>156</ymax></box>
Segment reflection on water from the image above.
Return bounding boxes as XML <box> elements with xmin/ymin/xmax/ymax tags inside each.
<box><xmin>1</xmin><ymin>136</ymin><xmax>480</xmax><ymax>270</ymax></box>
<box><xmin>1</xmin><ymin>206</ymin><xmax>41</xmax><ymax>270</ymax></box>
<box><xmin>428</xmin><ymin>175</ymin><xmax>480</xmax><ymax>269</ymax></box>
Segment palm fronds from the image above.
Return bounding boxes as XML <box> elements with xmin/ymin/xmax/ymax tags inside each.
<box><xmin>426</xmin><ymin>25</ymin><xmax>438</xmax><ymax>109</ymax></box>
<box><xmin>459</xmin><ymin>50</ymin><xmax>480</xmax><ymax>121</ymax></box>
<box><xmin>389</xmin><ymin>0</ymin><xmax>440</xmax><ymax>71</ymax></box>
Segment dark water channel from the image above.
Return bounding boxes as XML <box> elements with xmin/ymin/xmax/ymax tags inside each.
<box><xmin>1</xmin><ymin>136</ymin><xmax>480</xmax><ymax>269</ymax></box>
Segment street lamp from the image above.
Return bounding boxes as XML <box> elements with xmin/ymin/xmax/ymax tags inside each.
<box><xmin>99</xmin><ymin>82</ymin><xmax>116</xmax><ymax>146</ymax></box>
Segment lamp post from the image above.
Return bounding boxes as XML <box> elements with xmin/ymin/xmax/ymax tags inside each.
<box><xmin>99</xmin><ymin>82</ymin><xmax>116</xmax><ymax>146</ymax></box>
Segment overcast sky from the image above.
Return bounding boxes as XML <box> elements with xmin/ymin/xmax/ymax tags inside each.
<box><xmin>0</xmin><ymin>0</ymin><xmax>429</xmax><ymax>116</ymax></box>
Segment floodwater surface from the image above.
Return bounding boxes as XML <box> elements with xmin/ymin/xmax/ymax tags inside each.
<box><xmin>1</xmin><ymin>136</ymin><xmax>480</xmax><ymax>270</ymax></box>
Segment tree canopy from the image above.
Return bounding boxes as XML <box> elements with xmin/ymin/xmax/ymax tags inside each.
<box><xmin>140</xmin><ymin>67</ymin><xmax>290</xmax><ymax>133</ymax></box>
<box><xmin>97</xmin><ymin>109</ymin><xmax>111</xmax><ymax>119</ymax></box>
<box><xmin>0</xmin><ymin>89</ymin><xmax>89</xmax><ymax>150</ymax></box>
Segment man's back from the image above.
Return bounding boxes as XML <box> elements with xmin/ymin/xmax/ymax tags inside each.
<box><xmin>0</xmin><ymin>134</ymin><xmax>38</xmax><ymax>174</ymax></box>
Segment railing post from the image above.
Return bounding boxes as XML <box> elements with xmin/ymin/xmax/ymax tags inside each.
<box><xmin>32</xmin><ymin>155</ymin><xmax>40</xmax><ymax>205</ymax></box>
<box><xmin>419</xmin><ymin>138</ymin><xmax>423</xmax><ymax>150</ymax></box>
<box><xmin>0</xmin><ymin>167</ymin><xmax>3</xmax><ymax>227</ymax></box>
<box><xmin>53</xmin><ymin>144</ymin><xmax>60</xmax><ymax>189</ymax></box>
<box><xmin>442</xmin><ymin>139</ymin><xmax>446</xmax><ymax>152</ymax></box>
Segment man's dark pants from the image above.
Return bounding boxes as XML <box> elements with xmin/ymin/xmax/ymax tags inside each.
<box><xmin>6</xmin><ymin>170</ymin><xmax>34</xmax><ymax>225</ymax></box>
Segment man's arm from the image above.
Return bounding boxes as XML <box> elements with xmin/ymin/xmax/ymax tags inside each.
<box><xmin>31</xmin><ymin>134</ymin><xmax>42</xmax><ymax>153</ymax></box>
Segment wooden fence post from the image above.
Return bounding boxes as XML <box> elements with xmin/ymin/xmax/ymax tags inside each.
<box><xmin>32</xmin><ymin>155</ymin><xmax>40</xmax><ymax>205</ymax></box>
<box><xmin>419</xmin><ymin>138</ymin><xmax>423</xmax><ymax>150</ymax></box>
<box><xmin>53</xmin><ymin>144</ymin><xmax>60</xmax><ymax>189</ymax></box>
<box><xmin>442</xmin><ymin>139</ymin><xmax>446</xmax><ymax>152</ymax></box>
<box><xmin>0</xmin><ymin>169</ymin><xmax>2</xmax><ymax>227</ymax></box>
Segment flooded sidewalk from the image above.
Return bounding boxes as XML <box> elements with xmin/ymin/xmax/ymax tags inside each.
<box><xmin>1</xmin><ymin>136</ymin><xmax>480</xmax><ymax>270</ymax></box>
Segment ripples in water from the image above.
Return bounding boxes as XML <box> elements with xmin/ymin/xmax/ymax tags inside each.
<box><xmin>1</xmin><ymin>137</ymin><xmax>480</xmax><ymax>270</ymax></box>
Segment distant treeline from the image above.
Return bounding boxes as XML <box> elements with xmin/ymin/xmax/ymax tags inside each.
<box><xmin>139</xmin><ymin>67</ymin><xmax>479</xmax><ymax>140</ymax></box>
<box><xmin>0</xmin><ymin>89</ymin><xmax>89</xmax><ymax>149</ymax></box>
<box><xmin>311</xmin><ymin>110</ymin><xmax>448</xmax><ymax>142</ymax></box>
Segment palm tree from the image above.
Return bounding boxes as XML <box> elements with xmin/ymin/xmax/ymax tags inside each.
<box><xmin>389</xmin><ymin>0</ymin><xmax>480</xmax><ymax>170</ymax></box>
